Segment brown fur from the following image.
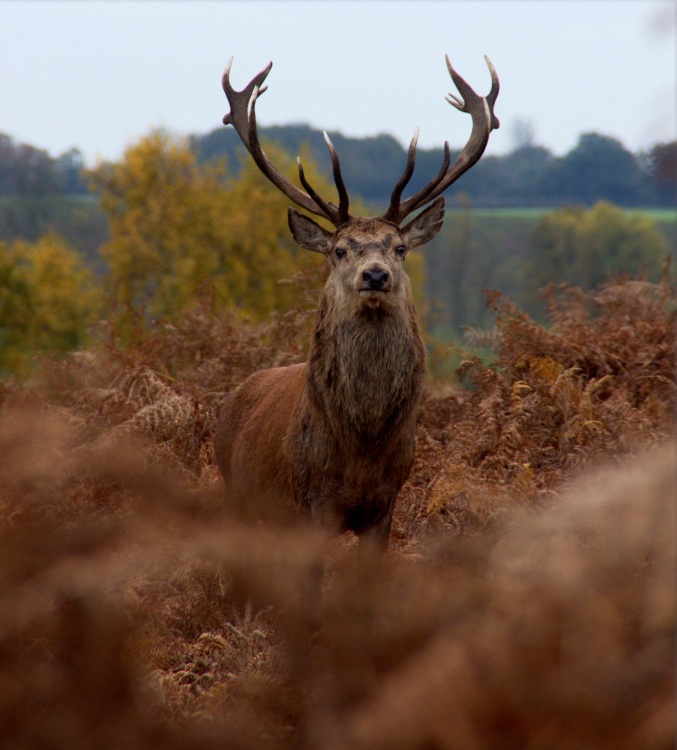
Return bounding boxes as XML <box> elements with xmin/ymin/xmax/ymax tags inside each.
<box><xmin>215</xmin><ymin>201</ymin><xmax>444</xmax><ymax>548</ymax></box>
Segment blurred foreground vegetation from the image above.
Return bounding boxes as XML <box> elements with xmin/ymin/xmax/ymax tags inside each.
<box><xmin>0</xmin><ymin>266</ymin><xmax>674</xmax><ymax>748</ymax></box>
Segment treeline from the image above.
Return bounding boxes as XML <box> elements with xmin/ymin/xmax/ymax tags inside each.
<box><xmin>0</xmin><ymin>134</ymin><xmax>107</xmax><ymax>261</ymax></box>
<box><xmin>2</xmin><ymin>127</ymin><xmax>676</xmax><ymax>209</ymax></box>
<box><xmin>0</xmin><ymin>133</ymin><xmax>88</xmax><ymax>196</ymax></box>
<box><xmin>191</xmin><ymin>125</ymin><xmax>677</xmax><ymax>208</ymax></box>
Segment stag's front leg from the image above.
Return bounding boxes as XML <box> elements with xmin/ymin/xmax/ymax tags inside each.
<box><xmin>297</xmin><ymin>497</ymin><xmax>337</xmax><ymax>620</ymax></box>
<box><xmin>357</xmin><ymin>497</ymin><xmax>396</xmax><ymax>554</ymax></box>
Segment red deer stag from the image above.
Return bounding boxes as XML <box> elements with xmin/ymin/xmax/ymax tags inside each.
<box><xmin>215</xmin><ymin>55</ymin><xmax>499</xmax><ymax>550</ymax></box>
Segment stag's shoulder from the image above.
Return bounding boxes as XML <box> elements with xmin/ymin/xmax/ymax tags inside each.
<box><xmin>218</xmin><ymin>363</ymin><xmax>307</xmax><ymax>435</ymax></box>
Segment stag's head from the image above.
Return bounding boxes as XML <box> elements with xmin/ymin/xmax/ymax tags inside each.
<box><xmin>287</xmin><ymin>203</ymin><xmax>444</xmax><ymax>312</ymax></box>
<box><xmin>221</xmin><ymin>55</ymin><xmax>499</xmax><ymax>312</ymax></box>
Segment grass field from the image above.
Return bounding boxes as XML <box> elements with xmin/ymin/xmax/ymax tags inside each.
<box><xmin>466</xmin><ymin>206</ymin><xmax>677</xmax><ymax>220</ymax></box>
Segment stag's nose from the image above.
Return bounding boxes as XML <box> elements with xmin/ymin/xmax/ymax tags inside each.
<box><xmin>362</xmin><ymin>267</ymin><xmax>389</xmax><ymax>290</ymax></box>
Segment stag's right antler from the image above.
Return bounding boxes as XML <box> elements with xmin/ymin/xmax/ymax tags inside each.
<box><xmin>222</xmin><ymin>58</ymin><xmax>351</xmax><ymax>227</ymax></box>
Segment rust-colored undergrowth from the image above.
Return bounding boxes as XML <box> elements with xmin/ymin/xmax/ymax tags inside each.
<box><xmin>0</xmin><ymin>274</ymin><xmax>674</xmax><ymax>749</ymax></box>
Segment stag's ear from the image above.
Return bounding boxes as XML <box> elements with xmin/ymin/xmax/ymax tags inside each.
<box><xmin>288</xmin><ymin>209</ymin><xmax>334</xmax><ymax>254</ymax></box>
<box><xmin>401</xmin><ymin>197</ymin><xmax>445</xmax><ymax>250</ymax></box>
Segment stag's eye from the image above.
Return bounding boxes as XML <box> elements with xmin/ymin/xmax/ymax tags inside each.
<box><xmin>335</xmin><ymin>247</ymin><xmax>347</xmax><ymax>259</ymax></box>
<box><xmin>395</xmin><ymin>245</ymin><xmax>406</xmax><ymax>257</ymax></box>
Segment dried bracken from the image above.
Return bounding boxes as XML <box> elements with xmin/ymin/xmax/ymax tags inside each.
<box><xmin>418</xmin><ymin>273</ymin><xmax>676</xmax><ymax>531</ymax></box>
<box><xmin>0</xmin><ymin>273</ymin><xmax>674</xmax><ymax>748</ymax></box>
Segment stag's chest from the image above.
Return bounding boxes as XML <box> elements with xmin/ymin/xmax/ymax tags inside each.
<box><xmin>288</xmin><ymin>408</ymin><xmax>417</xmax><ymax>531</ymax></box>
<box><xmin>314</xmin><ymin>315</ymin><xmax>424</xmax><ymax>430</ymax></box>
<box><xmin>290</xmin><ymin>312</ymin><xmax>423</xmax><ymax>530</ymax></box>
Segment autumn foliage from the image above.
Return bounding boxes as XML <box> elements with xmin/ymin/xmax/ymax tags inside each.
<box><xmin>0</xmin><ymin>267</ymin><xmax>674</xmax><ymax>748</ymax></box>
<box><xmin>0</xmin><ymin>233</ymin><xmax>99</xmax><ymax>376</ymax></box>
<box><xmin>88</xmin><ymin>131</ymin><xmax>331</xmax><ymax>325</ymax></box>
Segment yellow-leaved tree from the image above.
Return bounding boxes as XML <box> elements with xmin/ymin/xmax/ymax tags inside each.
<box><xmin>89</xmin><ymin>129</ymin><xmax>429</xmax><ymax>358</ymax></box>
<box><xmin>0</xmin><ymin>234</ymin><xmax>101</xmax><ymax>376</ymax></box>
<box><xmin>89</xmin><ymin>131</ymin><xmax>341</xmax><ymax>331</ymax></box>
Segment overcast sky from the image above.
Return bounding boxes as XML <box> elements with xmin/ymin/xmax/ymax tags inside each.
<box><xmin>1</xmin><ymin>2</ymin><xmax>674</xmax><ymax>166</ymax></box>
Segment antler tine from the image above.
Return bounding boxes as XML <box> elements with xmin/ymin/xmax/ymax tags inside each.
<box><xmin>403</xmin><ymin>140</ymin><xmax>452</xmax><ymax>215</ymax></box>
<box><xmin>295</xmin><ymin>133</ymin><xmax>351</xmax><ymax>226</ymax></box>
<box><xmin>297</xmin><ymin>156</ymin><xmax>338</xmax><ymax>222</ymax></box>
<box><xmin>222</xmin><ymin>58</ymin><xmax>346</xmax><ymax>226</ymax></box>
<box><xmin>323</xmin><ymin>132</ymin><xmax>350</xmax><ymax>224</ymax></box>
<box><xmin>384</xmin><ymin>134</ymin><xmax>453</xmax><ymax>224</ymax></box>
<box><xmin>222</xmin><ymin>57</ymin><xmax>272</xmax><ymax>150</ymax></box>
<box><xmin>446</xmin><ymin>54</ymin><xmax>499</xmax><ymax>130</ymax></box>
<box><xmin>383</xmin><ymin>128</ymin><xmax>419</xmax><ymax>223</ymax></box>
<box><xmin>386</xmin><ymin>55</ymin><xmax>500</xmax><ymax>224</ymax></box>
<box><xmin>483</xmin><ymin>55</ymin><xmax>500</xmax><ymax>127</ymax></box>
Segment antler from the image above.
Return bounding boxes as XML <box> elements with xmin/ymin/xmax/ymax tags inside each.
<box><xmin>383</xmin><ymin>55</ymin><xmax>500</xmax><ymax>225</ymax></box>
<box><xmin>222</xmin><ymin>58</ymin><xmax>351</xmax><ymax>227</ymax></box>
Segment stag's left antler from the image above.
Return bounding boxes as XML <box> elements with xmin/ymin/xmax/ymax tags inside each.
<box><xmin>383</xmin><ymin>55</ymin><xmax>500</xmax><ymax>225</ymax></box>
<box><xmin>222</xmin><ymin>57</ymin><xmax>351</xmax><ymax>227</ymax></box>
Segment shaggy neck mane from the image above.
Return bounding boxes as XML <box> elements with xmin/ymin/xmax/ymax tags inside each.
<box><xmin>307</xmin><ymin>293</ymin><xmax>426</xmax><ymax>447</ymax></box>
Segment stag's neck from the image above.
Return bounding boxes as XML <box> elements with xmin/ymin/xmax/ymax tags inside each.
<box><xmin>307</xmin><ymin>294</ymin><xmax>426</xmax><ymax>446</ymax></box>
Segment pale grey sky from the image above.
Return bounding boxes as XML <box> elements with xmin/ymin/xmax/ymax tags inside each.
<box><xmin>1</xmin><ymin>2</ymin><xmax>674</xmax><ymax>165</ymax></box>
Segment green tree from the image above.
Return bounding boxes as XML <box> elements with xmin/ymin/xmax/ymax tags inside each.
<box><xmin>0</xmin><ymin>133</ymin><xmax>60</xmax><ymax>196</ymax></box>
<box><xmin>541</xmin><ymin>133</ymin><xmax>643</xmax><ymax>206</ymax></box>
<box><xmin>0</xmin><ymin>234</ymin><xmax>100</xmax><ymax>376</ymax></box>
<box><xmin>644</xmin><ymin>141</ymin><xmax>677</xmax><ymax>206</ymax></box>
<box><xmin>527</xmin><ymin>201</ymin><xmax>668</xmax><ymax>302</ymax></box>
